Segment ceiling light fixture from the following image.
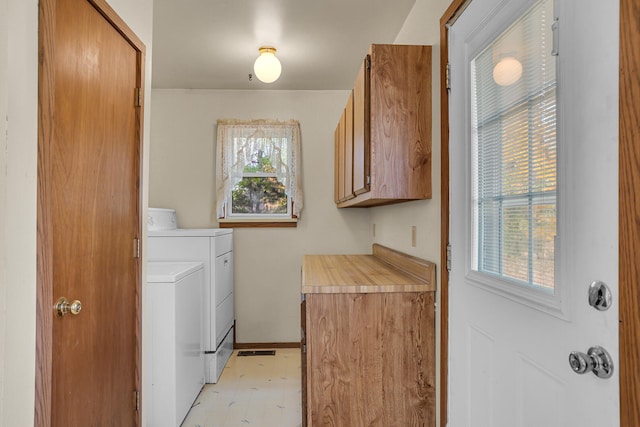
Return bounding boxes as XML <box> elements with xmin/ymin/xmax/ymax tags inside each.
<box><xmin>253</xmin><ymin>46</ymin><xmax>282</xmax><ymax>83</ymax></box>
<box><xmin>493</xmin><ymin>56</ymin><xmax>523</xmax><ymax>86</ymax></box>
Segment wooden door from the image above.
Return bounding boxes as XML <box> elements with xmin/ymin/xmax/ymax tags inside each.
<box><xmin>352</xmin><ymin>56</ymin><xmax>370</xmax><ymax>196</ymax></box>
<box><xmin>343</xmin><ymin>92</ymin><xmax>354</xmax><ymax>201</ymax></box>
<box><xmin>335</xmin><ymin>110</ymin><xmax>346</xmax><ymax>202</ymax></box>
<box><xmin>301</xmin><ymin>298</ymin><xmax>308</xmax><ymax>427</ymax></box>
<box><xmin>36</xmin><ymin>0</ymin><xmax>145</xmax><ymax>425</ymax></box>
<box><xmin>620</xmin><ymin>0</ymin><xmax>640</xmax><ymax>423</ymax></box>
<box><xmin>305</xmin><ymin>292</ymin><xmax>435</xmax><ymax>426</ymax></box>
<box><xmin>448</xmin><ymin>0</ymin><xmax>619</xmax><ymax>425</ymax></box>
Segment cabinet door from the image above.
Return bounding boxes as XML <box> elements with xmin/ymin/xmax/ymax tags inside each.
<box><xmin>343</xmin><ymin>92</ymin><xmax>354</xmax><ymax>201</ymax></box>
<box><xmin>334</xmin><ymin>112</ymin><xmax>346</xmax><ymax>202</ymax></box>
<box><xmin>301</xmin><ymin>298</ymin><xmax>308</xmax><ymax>427</ymax></box>
<box><xmin>306</xmin><ymin>292</ymin><xmax>435</xmax><ymax>426</ymax></box>
<box><xmin>352</xmin><ymin>55</ymin><xmax>370</xmax><ymax>195</ymax></box>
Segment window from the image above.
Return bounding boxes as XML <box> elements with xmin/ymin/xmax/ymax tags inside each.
<box><xmin>471</xmin><ymin>0</ymin><xmax>556</xmax><ymax>291</ymax></box>
<box><xmin>215</xmin><ymin>119</ymin><xmax>303</xmax><ymax>226</ymax></box>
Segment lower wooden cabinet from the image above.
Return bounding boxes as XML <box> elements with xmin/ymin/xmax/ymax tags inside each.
<box><xmin>301</xmin><ymin>291</ymin><xmax>435</xmax><ymax>426</ymax></box>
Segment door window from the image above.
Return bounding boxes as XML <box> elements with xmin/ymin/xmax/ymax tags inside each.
<box><xmin>470</xmin><ymin>0</ymin><xmax>557</xmax><ymax>293</ymax></box>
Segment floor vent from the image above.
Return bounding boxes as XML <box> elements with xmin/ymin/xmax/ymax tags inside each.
<box><xmin>237</xmin><ymin>350</ymin><xmax>276</xmax><ymax>357</ymax></box>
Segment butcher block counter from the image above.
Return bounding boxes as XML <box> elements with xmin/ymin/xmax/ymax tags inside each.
<box><xmin>301</xmin><ymin>244</ymin><xmax>437</xmax><ymax>427</ymax></box>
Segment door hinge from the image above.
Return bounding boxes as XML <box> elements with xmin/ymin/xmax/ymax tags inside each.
<box><xmin>446</xmin><ymin>242</ymin><xmax>452</xmax><ymax>273</ymax></box>
<box><xmin>445</xmin><ymin>63</ymin><xmax>451</xmax><ymax>90</ymax></box>
<box><xmin>133</xmin><ymin>238</ymin><xmax>140</xmax><ymax>258</ymax></box>
<box><xmin>134</xmin><ymin>390</ymin><xmax>140</xmax><ymax>411</ymax></box>
<box><xmin>551</xmin><ymin>18</ymin><xmax>560</xmax><ymax>56</ymax></box>
<box><xmin>365</xmin><ymin>54</ymin><xmax>371</xmax><ymax>71</ymax></box>
<box><xmin>134</xmin><ymin>87</ymin><xmax>142</xmax><ymax>107</ymax></box>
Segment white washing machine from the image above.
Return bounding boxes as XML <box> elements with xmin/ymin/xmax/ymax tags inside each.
<box><xmin>147</xmin><ymin>210</ymin><xmax>234</xmax><ymax>383</ymax></box>
<box><xmin>147</xmin><ymin>261</ymin><xmax>204</xmax><ymax>427</ymax></box>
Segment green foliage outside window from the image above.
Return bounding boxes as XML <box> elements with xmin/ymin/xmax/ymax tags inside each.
<box><xmin>231</xmin><ymin>150</ymin><xmax>288</xmax><ymax>214</ymax></box>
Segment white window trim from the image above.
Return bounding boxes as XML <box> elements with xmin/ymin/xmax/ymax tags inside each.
<box><xmin>461</xmin><ymin>0</ymin><xmax>567</xmax><ymax>319</ymax></box>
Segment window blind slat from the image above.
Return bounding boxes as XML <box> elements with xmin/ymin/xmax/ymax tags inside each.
<box><xmin>471</xmin><ymin>0</ymin><xmax>557</xmax><ymax>290</ymax></box>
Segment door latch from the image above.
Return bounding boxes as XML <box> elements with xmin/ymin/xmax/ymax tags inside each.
<box><xmin>568</xmin><ymin>346</ymin><xmax>614</xmax><ymax>379</ymax></box>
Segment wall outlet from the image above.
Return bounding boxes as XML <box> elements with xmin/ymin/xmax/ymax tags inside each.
<box><xmin>411</xmin><ymin>226</ymin><xmax>417</xmax><ymax>247</ymax></box>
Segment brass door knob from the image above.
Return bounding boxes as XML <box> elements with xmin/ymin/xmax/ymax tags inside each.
<box><xmin>55</xmin><ymin>297</ymin><xmax>82</xmax><ymax>317</ymax></box>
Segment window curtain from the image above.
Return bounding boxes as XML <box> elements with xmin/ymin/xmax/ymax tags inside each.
<box><xmin>215</xmin><ymin>119</ymin><xmax>303</xmax><ymax>218</ymax></box>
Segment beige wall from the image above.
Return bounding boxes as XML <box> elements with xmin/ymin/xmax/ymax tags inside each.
<box><xmin>0</xmin><ymin>0</ymin><xmax>10</xmax><ymax>419</ymax></box>
<box><xmin>0</xmin><ymin>1</ymin><xmax>153</xmax><ymax>426</ymax></box>
<box><xmin>149</xmin><ymin>89</ymin><xmax>372</xmax><ymax>342</ymax></box>
<box><xmin>1</xmin><ymin>1</ymin><xmax>40</xmax><ymax>425</ymax></box>
<box><xmin>148</xmin><ymin>0</ymin><xmax>453</xmax><ymax>345</ymax></box>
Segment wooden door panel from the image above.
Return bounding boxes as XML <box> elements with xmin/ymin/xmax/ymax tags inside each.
<box><xmin>352</xmin><ymin>56</ymin><xmax>370</xmax><ymax>196</ymax></box>
<box><xmin>343</xmin><ymin>92</ymin><xmax>354</xmax><ymax>200</ymax></box>
<box><xmin>37</xmin><ymin>0</ymin><xmax>143</xmax><ymax>425</ymax></box>
<box><xmin>306</xmin><ymin>292</ymin><xmax>435</xmax><ymax>426</ymax></box>
<box><xmin>620</xmin><ymin>0</ymin><xmax>640</xmax><ymax>423</ymax></box>
<box><xmin>336</xmin><ymin>111</ymin><xmax>346</xmax><ymax>202</ymax></box>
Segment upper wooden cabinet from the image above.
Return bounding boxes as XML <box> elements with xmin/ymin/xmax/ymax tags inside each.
<box><xmin>334</xmin><ymin>93</ymin><xmax>355</xmax><ymax>203</ymax></box>
<box><xmin>334</xmin><ymin>44</ymin><xmax>432</xmax><ymax>208</ymax></box>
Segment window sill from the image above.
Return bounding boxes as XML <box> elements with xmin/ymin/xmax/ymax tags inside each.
<box><xmin>218</xmin><ymin>218</ymin><xmax>298</xmax><ymax>228</ymax></box>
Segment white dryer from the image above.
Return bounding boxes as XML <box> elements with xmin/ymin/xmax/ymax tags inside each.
<box><xmin>148</xmin><ymin>220</ymin><xmax>234</xmax><ymax>384</ymax></box>
<box><xmin>147</xmin><ymin>261</ymin><xmax>204</xmax><ymax>427</ymax></box>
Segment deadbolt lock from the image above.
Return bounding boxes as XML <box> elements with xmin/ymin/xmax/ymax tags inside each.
<box><xmin>588</xmin><ymin>281</ymin><xmax>612</xmax><ymax>311</ymax></box>
<box><xmin>55</xmin><ymin>297</ymin><xmax>83</xmax><ymax>317</ymax></box>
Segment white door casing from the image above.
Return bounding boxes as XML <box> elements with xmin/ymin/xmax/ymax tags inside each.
<box><xmin>448</xmin><ymin>0</ymin><xmax>619</xmax><ymax>426</ymax></box>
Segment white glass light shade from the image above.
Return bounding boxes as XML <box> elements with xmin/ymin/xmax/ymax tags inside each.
<box><xmin>493</xmin><ymin>56</ymin><xmax>523</xmax><ymax>86</ymax></box>
<box><xmin>253</xmin><ymin>47</ymin><xmax>282</xmax><ymax>83</ymax></box>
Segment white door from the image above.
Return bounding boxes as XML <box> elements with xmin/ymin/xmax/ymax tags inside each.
<box><xmin>448</xmin><ymin>0</ymin><xmax>619</xmax><ymax>425</ymax></box>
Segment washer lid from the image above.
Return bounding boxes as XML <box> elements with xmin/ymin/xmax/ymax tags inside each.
<box><xmin>147</xmin><ymin>207</ymin><xmax>177</xmax><ymax>231</ymax></box>
<box><xmin>147</xmin><ymin>261</ymin><xmax>203</xmax><ymax>283</ymax></box>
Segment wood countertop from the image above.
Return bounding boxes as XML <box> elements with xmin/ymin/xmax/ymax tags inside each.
<box><xmin>301</xmin><ymin>244</ymin><xmax>436</xmax><ymax>294</ymax></box>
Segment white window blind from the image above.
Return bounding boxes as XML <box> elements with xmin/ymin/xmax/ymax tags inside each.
<box><xmin>471</xmin><ymin>0</ymin><xmax>557</xmax><ymax>291</ymax></box>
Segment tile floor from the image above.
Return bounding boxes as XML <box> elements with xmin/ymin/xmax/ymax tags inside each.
<box><xmin>181</xmin><ymin>348</ymin><xmax>302</xmax><ymax>427</ymax></box>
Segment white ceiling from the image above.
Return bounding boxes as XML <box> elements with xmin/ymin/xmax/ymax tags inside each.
<box><xmin>152</xmin><ymin>0</ymin><xmax>417</xmax><ymax>90</ymax></box>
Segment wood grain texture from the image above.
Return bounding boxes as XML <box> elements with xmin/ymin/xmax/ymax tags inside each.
<box><xmin>35</xmin><ymin>1</ymin><xmax>56</xmax><ymax>424</ymax></box>
<box><xmin>219</xmin><ymin>221</ymin><xmax>297</xmax><ymax>228</ymax></box>
<box><xmin>334</xmin><ymin>122</ymin><xmax>340</xmax><ymax>203</ymax></box>
<box><xmin>305</xmin><ymin>292</ymin><xmax>435</xmax><ymax>427</ymax></box>
<box><xmin>302</xmin><ymin>253</ymin><xmax>436</xmax><ymax>294</ymax></box>
<box><xmin>36</xmin><ymin>0</ymin><xmax>145</xmax><ymax>425</ymax></box>
<box><xmin>620</xmin><ymin>0</ymin><xmax>640</xmax><ymax>423</ymax></box>
<box><xmin>370</xmin><ymin>44</ymin><xmax>432</xmax><ymax>200</ymax></box>
<box><xmin>373</xmin><ymin>243</ymin><xmax>436</xmax><ymax>286</ymax></box>
<box><xmin>352</xmin><ymin>56</ymin><xmax>370</xmax><ymax>196</ymax></box>
<box><xmin>337</xmin><ymin>44</ymin><xmax>432</xmax><ymax>208</ymax></box>
<box><xmin>344</xmin><ymin>92</ymin><xmax>355</xmax><ymax>200</ymax></box>
<box><xmin>52</xmin><ymin>1</ymin><xmax>139</xmax><ymax>424</ymax></box>
<box><xmin>233</xmin><ymin>342</ymin><xmax>301</xmax><ymax>349</ymax></box>
<box><xmin>301</xmin><ymin>300</ymin><xmax>308</xmax><ymax>427</ymax></box>
<box><xmin>336</xmin><ymin>111</ymin><xmax>346</xmax><ymax>202</ymax></box>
